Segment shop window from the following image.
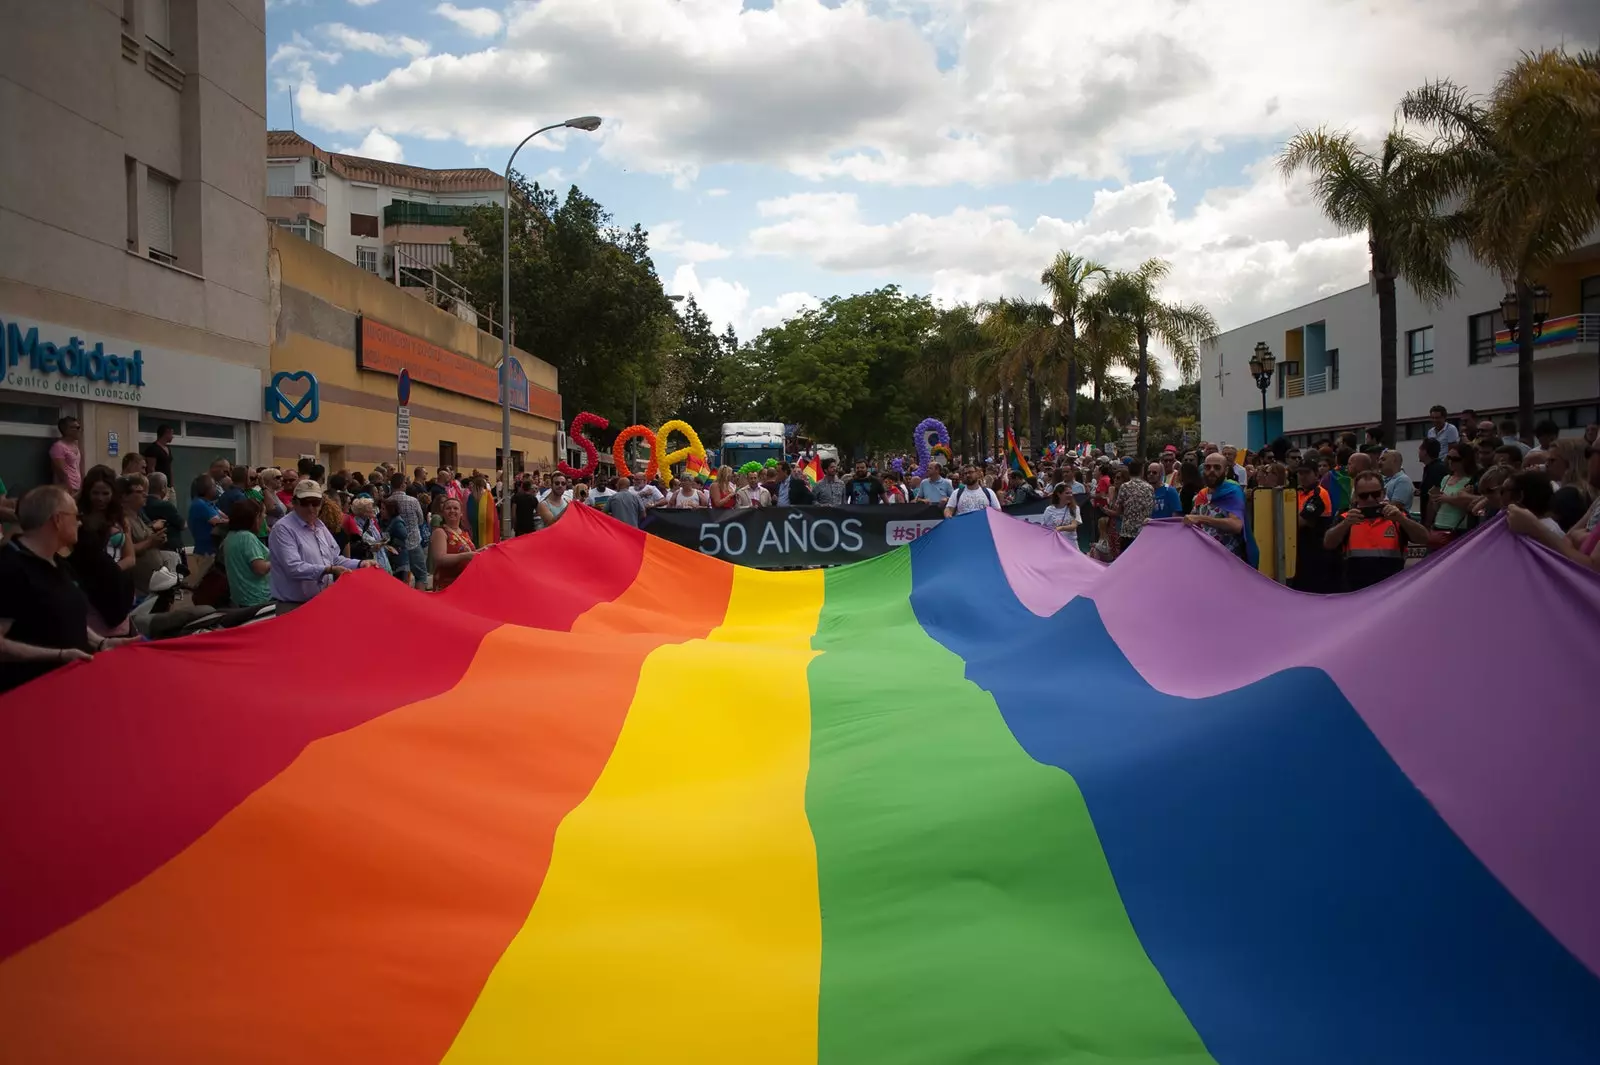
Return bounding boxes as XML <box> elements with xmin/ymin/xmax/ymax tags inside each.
<box><xmin>439</xmin><ymin>441</ymin><xmax>458</xmax><ymax>470</ymax></box>
<box><xmin>0</xmin><ymin>401</ymin><xmax>64</xmax><ymax>426</ymax></box>
<box><xmin>183</xmin><ymin>418</ymin><xmax>235</xmax><ymax>439</ymax></box>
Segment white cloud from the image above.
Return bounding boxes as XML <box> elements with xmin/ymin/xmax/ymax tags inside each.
<box><xmin>319</xmin><ymin>23</ymin><xmax>430</xmax><ymax>59</ymax></box>
<box><xmin>434</xmin><ymin>3</ymin><xmax>504</xmax><ymax>37</ymax></box>
<box><xmin>291</xmin><ymin>0</ymin><xmax>1579</xmax><ymax>186</ymax></box>
<box><xmin>337</xmin><ymin>129</ymin><xmax>406</xmax><ymax>162</ymax></box>
<box><xmin>668</xmin><ymin>263</ymin><xmax>816</xmax><ymax>341</ymax></box>
<box><xmin>746</xmin><ymin>158</ymin><xmax>1370</xmax><ymax>370</ymax></box>
<box><xmin>651</xmin><ymin>221</ymin><xmax>732</xmax><ymax>264</ymax></box>
<box><xmin>705</xmin><ymin>188</ymin><xmax>730</xmax><ymax>198</ymax></box>
<box><xmin>268</xmin><ymin>31</ymin><xmax>340</xmax><ymax>89</ymax></box>
<box><xmin>348</xmin><ymin>0</ymin><xmax>383</xmax><ymax>6</ymax></box>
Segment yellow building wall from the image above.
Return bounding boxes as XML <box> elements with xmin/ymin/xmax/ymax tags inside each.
<box><xmin>1539</xmin><ymin>251</ymin><xmax>1600</xmax><ymax>318</ymax></box>
<box><xmin>267</xmin><ymin>229</ymin><xmax>560</xmax><ymax>476</ymax></box>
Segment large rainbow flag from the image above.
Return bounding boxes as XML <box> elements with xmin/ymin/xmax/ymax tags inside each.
<box><xmin>2</xmin><ymin>507</ymin><xmax>1598</xmax><ymax>1063</ymax></box>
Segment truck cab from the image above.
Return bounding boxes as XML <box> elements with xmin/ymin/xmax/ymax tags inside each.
<box><xmin>719</xmin><ymin>422</ymin><xmax>786</xmax><ymax>470</ymax></box>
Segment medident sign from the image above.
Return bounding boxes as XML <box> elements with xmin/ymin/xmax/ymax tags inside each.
<box><xmin>4</xmin><ymin>318</ymin><xmax>147</xmax><ymax>402</ymax></box>
<box><xmin>0</xmin><ymin>311</ymin><xmax>265</xmax><ymax>421</ymax></box>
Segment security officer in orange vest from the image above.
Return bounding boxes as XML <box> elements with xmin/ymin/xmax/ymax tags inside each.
<box><xmin>1323</xmin><ymin>470</ymin><xmax>1431</xmax><ymax>591</ymax></box>
<box><xmin>1291</xmin><ymin>463</ymin><xmax>1336</xmax><ymax>592</ymax></box>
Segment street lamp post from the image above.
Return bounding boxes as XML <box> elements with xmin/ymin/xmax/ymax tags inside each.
<box><xmin>1500</xmin><ymin>283</ymin><xmax>1551</xmax><ymax>444</ymax></box>
<box><xmin>1500</xmin><ymin>283</ymin><xmax>1552</xmax><ymax>344</ymax></box>
<box><xmin>1249</xmin><ymin>342</ymin><xmax>1277</xmax><ymax>450</ymax></box>
<box><xmin>501</xmin><ymin>115</ymin><xmax>602</xmax><ymax>539</ymax></box>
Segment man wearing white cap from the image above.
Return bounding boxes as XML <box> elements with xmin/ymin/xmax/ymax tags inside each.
<box><xmin>266</xmin><ymin>480</ymin><xmax>375</xmax><ymax>608</ymax></box>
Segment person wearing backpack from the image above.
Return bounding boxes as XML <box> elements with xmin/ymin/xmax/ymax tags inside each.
<box><xmin>944</xmin><ymin>465</ymin><xmax>1001</xmax><ymax>517</ymax></box>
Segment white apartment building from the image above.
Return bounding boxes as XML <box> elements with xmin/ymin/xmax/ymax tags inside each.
<box><xmin>265</xmin><ymin>131</ymin><xmax>503</xmax><ymax>296</ymax></box>
<box><xmin>2</xmin><ymin>0</ymin><xmax>271</xmax><ymax>506</ymax></box>
<box><xmin>1202</xmin><ymin>241</ymin><xmax>1600</xmax><ymax>478</ymax></box>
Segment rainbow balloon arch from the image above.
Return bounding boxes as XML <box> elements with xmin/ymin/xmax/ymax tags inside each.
<box><xmin>561</xmin><ymin>413</ymin><xmax>960</xmax><ymax>483</ymax></box>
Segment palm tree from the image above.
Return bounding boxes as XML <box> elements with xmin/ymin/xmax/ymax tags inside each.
<box><xmin>1039</xmin><ymin>251</ymin><xmax>1109</xmax><ymax>449</ymax></box>
<box><xmin>1100</xmin><ymin>258</ymin><xmax>1217</xmax><ymax>461</ymax></box>
<box><xmin>973</xmin><ymin>296</ymin><xmax>1054</xmax><ymax>458</ymax></box>
<box><xmin>1074</xmin><ymin>292</ymin><xmax>1139</xmax><ymax>449</ymax></box>
<box><xmin>1278</xmin><ymin>128</ymin><xmax>1460</xmax><ymax>448</ymax></box>
<box><xmin>918</xmin><ymin>303</ymin><xmax>985</xmax><ymax>458</ymax></box>
<box><xmin>1401</xmin><ymin>49</ymin><xmax>1600</xmax><ymax>438</ymax></box>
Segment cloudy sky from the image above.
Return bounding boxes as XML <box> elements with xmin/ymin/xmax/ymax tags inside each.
<box><xmin>267</xmin><ymin>0</ymin><xmax>1596</xmax><ymax>358</ymax></box>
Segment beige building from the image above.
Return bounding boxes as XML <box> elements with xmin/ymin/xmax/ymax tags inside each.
<box><xmin>0</xmin><ymin>0</ymin><xmax>271</xmax><ymax>508</ymax></box>
<box><xmin>266</xmin><ymin>131</ymin><xmax>504</xmax><ymax>324</ymax></box>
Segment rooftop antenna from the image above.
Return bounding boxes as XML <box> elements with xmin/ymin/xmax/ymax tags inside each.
<box><xmin>288</xmin><ymin>88</ymin><xmax>296</xmax><ymax>131</ymax></box>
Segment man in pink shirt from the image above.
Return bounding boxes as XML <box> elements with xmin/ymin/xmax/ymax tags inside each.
<box><xmin>49</xmin><ymin>416</ymin><xmax>83</xmax><ymax>492</ymax></box>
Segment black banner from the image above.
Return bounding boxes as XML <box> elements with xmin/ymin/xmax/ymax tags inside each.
<box><xmin>641</xmin><ymin>500</ymin><xmax>1050</xmax><ymax>568</ymax></box>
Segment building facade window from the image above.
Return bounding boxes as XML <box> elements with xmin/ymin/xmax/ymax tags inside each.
<box><xmin>1581</xmin><ymin>275</ymin><xmax>1600</xmax><ymax>315</ymax></box>
<box><xmin>274</xmin><ymin>218</ymin><xmax>324</xmax><ymax>247</ymax></box>
<box><xmin>356</xmin><ymin>246</ymin><xmax>379</xmax><ymax>273</ymax></box>
<box><xmin>350</xmin><ymin>213</ymin><xmax>380</xmax><ymax>238</ymax></box>
<box><xmin>1406</xmin><ymin>326</ymin><xmax>1434</xmax><ymax>375</ymax></box>
<box><xmin>267</xmin><ymin>163</ymin><xmax>297</xmax><ymax>197</ymax></box>
<box><xmin>143</xmin><ymin>0</ymin><xmax>170</xmax><ymax>49</ymax></box>
<box><xmin>439</xmin><ymin>441</ymin><xmax>458</xmax><ymax>470</ymax></box>
<box><xmin>143</xmin><ymin>170</ymin><xmax>176</xmax><ymax>264</ymax></box>
<box><xmin>1468</xmin><ymin>310</ymin><xmax>1502</xmax><ymax>364</ymax></box>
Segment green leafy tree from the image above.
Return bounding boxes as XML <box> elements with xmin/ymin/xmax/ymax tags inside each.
<box><xmin>446</xmin><ymin>178</ymin><xmax>681</xmax><ymax>431</ymax></box>
<box><xmin>1100</xmin><ymin>258</ymin><xmax>1217</xmax><ymax>461</ymax></box>
<box><xmin>1278</xmin><ymin>129</ymin><xmax>1460</xmax><ymax>448</ymax></box>
<box><xmin>671</xmin><ymin>295</ymin><xmax>735</xmax><ymax>430</ymax></box>
<box><xmin>748</xmin><ymin>286</ymin><xmax>937</xmax><ymax>455</ymax></box>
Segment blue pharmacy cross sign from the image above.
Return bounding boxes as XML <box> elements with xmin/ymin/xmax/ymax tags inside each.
<box><xmin>397</xmin><ymin>367</ymin><xmax>411</xmax><ymax>406</ymax></box>
<box><xmin>265</xmin><ymin>370</ymin><xmax>320</xmax><ymax>424</ymax></box>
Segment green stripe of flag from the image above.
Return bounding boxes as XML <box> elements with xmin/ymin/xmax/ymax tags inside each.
<box><xmin>805</xmin><ymin>550</ymin><xmax>1217</xmax><ymax>1064</ymax></box>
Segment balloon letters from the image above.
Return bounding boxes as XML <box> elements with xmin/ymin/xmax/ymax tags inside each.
<box><xmin>912</xmin><ymin>417</ymin><xmax>951</xmax><ymax>477</ymax></box>
<box><xmin>558</xmin><ymin>411</ymin><xmax>609</xmax><ymax>480</ymax></box>
<box><xmin>654</xmin><ymin>419</ymin><xmax>708</xmax><ymax>476</ymax></box>
<box><xmin>613</xmin><ymin>424</ymin><xmax>659</xmax><ymax>481</ymax></box>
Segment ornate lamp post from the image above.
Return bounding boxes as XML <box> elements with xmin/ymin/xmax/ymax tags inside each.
<box><xmin>1249</xmin><ymin>342</ymin><xmax>1277</xmax><ymax>449</ymax></box>
<box><xmin>1248</xmin><ymin>341</ymin><xmax>1299</xmax><ymax>450</ymax></box>
<box><xmin>1500</xmin><ymin>284</ymin><xmax>1552</xmax><ymax>342</ymax></box>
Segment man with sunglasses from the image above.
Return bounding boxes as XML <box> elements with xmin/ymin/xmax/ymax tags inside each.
<box><xmin>1323</xmin><ymin>470</ymin><xmax>1430</xmax><ymax>591</ymax></box>
<box><xmin>0</xmin><ymin>486</ymin><xmax>136</xmax><ymax>693</ymax></box>
<box><xmin>266</xmin><ymin>480</ymin><xmax>375</xmax><ymax>609</ymax></box>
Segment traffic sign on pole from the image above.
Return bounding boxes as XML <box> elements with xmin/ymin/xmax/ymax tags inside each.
<box><xmin>396</xmin><ymin>405</ymin><xmax>411</xmax><ymax>454</ymax></box>
<box><xmin>397</xmin><ymin>367</ymin><xmax>411</xmax><ymax>407</ymax></box>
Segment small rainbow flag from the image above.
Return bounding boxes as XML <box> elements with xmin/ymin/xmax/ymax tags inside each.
<box><xmin>0</xmin><ymin>509</ymin><xmax>1595</xmax><ymax>1062</ymax></box>
<box><xmin>1005</xmin><ymin>427</ymin><xmax>1033</xmax><ymax>480</ymax></box>
<box><xmin>685</xmin><ymin>453</ymin><xmax>714</xmax><ymax>484</ymax></box>
<box><xmin>469</xmin><ymin>489</ymin><xmax>499</xmax><ymax>547</ymax></box>
<box><xmin>801</xmin><ymin>455</ymin><xmax>822</xmax><ymax>484</ymax></box>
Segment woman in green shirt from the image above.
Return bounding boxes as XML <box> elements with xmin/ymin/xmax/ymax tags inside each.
<box><xmin>220</xmin><ymin>498</ymin><xmax>272</xmax><ymax>607</ymax></box>
<box><xmin>1428</xmin><ymin>444</ymin><xmax>1481</xmax><ymax>535</ymax></box>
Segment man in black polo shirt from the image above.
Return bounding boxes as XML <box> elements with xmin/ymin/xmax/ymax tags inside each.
<box><xmin>0</xmin><ymin>487</ymin><xmax>135</xmax><ymax>693</ymax></box>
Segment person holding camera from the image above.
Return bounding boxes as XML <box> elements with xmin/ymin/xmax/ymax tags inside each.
<box><xmin>1323</xmin><ymin>470</ymin><xmax>1431</xmax><ymax>591</ymax></box>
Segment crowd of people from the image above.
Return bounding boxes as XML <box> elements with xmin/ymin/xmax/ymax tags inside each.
<box><xmin>3</xmin><ymin>408</ymin><xmax>1597</xmax><ymax>694</ymax></box>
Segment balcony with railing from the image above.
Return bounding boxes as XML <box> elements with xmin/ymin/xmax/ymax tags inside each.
<box><xmin>1280</xmin><ymin>362</ymin><xmax>1337</xmax><ymax>400</ymax></box>
<box><xmin>1492</xmin><ymin>313</ymin><xmax>1600</xmax><ymax>365</ymax></box>
<box><xmin>266</xmin><ymin>179</ymin><xmax>327</xmax><ymax>225</ymax></box>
